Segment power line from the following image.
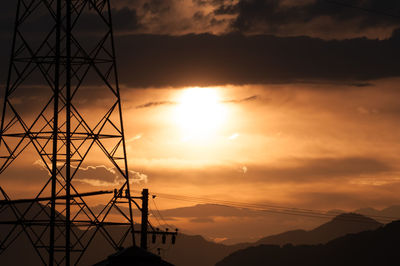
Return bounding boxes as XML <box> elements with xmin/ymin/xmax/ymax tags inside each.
<box><xmin>132</xmin><ymin>190</ymin><xmax>400</xmax><ymax>224</ymax></box>
<box><xmin>149</xmin><ymin>202</ymin><xmax>167</xmax><ymax>230</ymax></box>
<box><xmin>151</xmin><ymin>197</ymin><xmax>175</xmax><ymax>229</ymax></box>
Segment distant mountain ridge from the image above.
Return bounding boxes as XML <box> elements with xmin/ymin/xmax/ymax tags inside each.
<box><xmin>151</xmin><ymin>203</ymin><xmax>400</xmax><ymax>245</ymax></box>
<box><xmin>354</xmin><ymin>205</ymin><xmax>400</xmax><ymax>222</ymax></box>
<box><xmin>0</xmin><ymin>203</ymin><xmax>389</xmax><ymax>266</ymax></box>
<box><xmin>90</xmin><ymin>202</ymin><xmax>400</xmax><ymax>244</ymax></box>
<box><xmin>255</xmin><ymin>213</ymin><xmax>382</xmax><ymax>246</ymax></box>
<box><xmin>162</xmin><ymin>213</ymin><xmax>382</xmax><ymax>266</ymax></box>
<box><xmin>161</xmin><ymin>234</ymin><xmax>248</xmax><ymax>266</ymax></box>
<box><xmin>216</xmin><ymin>220</ymin><xmax>400</xmax><ymax>266</ymax></box>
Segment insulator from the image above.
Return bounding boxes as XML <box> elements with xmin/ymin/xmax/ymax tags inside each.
<box><xmin>162</xmin><ymin>234</ymin><xmax>166</xmax><ymax>244</ymax></box>
<box><xmin>152</xmin><ymin>233</ymin><xmax>156</xmax><ymax>244</ymax></box>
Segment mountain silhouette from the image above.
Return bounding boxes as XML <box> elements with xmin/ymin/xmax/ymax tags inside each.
<box><xmin>354</xmin><ymin>205</ymin><xmax>400</xmax><ymax>222</ymax></box>
<box><xmin>146</xmin><ymin>203</ymin><xmax>400</xmax><ymax>245</ymax></box>
<box><xmin>255</xmin><ymin>213</ymin><xmax>382</xmax><ymax>246</ymax></box>
<box><xmin>0</xmin><ymin>203</ymin><xmax>386</xmax><ymax>266</ymax></box>
<box><xmin>160</xmin><ymin>213</ymin><xmax>381</xmax><ymax>266</ymax></box>
<box><xmin>216</xmin><ymin>220</ymin><xmax>399</xmax><ymax>266</ymax></box>
<box><xmin>161</xmin><ymin>234</ymin><xmax>248</xmax><ymax>266</ymax></box>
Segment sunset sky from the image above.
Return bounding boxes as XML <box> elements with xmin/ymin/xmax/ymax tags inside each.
<box><xmin>1</xmin><ymin>0</ymin><xmax>400</xmax><ymax>243</ymax></box>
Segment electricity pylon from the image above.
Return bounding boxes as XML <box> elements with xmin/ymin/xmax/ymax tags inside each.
<box><xmin>0</xmin><ymin>0</ymin><xmax>136</xmax><ymax>265</ymax></box>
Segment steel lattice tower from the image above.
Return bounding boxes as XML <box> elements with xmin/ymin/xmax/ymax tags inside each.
<box><xmin>0</xmin><ymin>0</ymin><xmax>136</xmax><ymax>265</ymax></box>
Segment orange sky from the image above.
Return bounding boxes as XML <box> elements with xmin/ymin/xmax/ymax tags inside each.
<box><xmin>1</xmin><ymin>0</ymin><xmax>400</xmax><ymax>243</ymax></box>
<box><xmin>6</xmin><ymin>79</ymin><xmax>400</xmax><ymax>206</ymax></box>
<box><xmin>3</xmin><ymin>78</ymin><xmax>400</xmax><ymax>242</ymax></box>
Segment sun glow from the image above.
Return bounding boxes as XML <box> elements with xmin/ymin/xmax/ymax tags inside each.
<box><xmin>175</xmin><ymin>87</ymin><xmax>226</xmax><ymax>141</ymax></box>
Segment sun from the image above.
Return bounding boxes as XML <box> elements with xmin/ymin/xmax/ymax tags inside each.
<box><xmin>174</xmin><ymin>87</ymin><xmax>226</xmax><ymax>141</ymax></box>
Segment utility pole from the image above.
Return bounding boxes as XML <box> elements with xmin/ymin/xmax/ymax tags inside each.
<box><xmin>125</xmin><ymin>188</ymin><xmax>177</xmax><ymax>251</ymax></box>
<box><xmin>141</xmin><ymin>188</ymin><xmax>149</xmax><ymax>250</ymax></box>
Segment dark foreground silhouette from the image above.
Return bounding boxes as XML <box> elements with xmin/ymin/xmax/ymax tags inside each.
<box><xmin>0</xmin><ymin>204</ymin><xmax>385</xmax><ymax>266</ymax></box>
<box><xmin>216</xmin><ymin>220</ymin><xmax>400</xmax><ymax>266</ymax></box>
<box><xmin>163</xmin><ymin>213</ymin><xmax>382</xmax><ymax>266</ymax></box>
<box><xmin>94</xmin><ymin>246</ymin><xmax>173</xmax><ymax>266</ymax></box>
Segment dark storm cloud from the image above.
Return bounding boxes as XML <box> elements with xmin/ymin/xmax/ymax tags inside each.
<box><xmin>115</xmin><ymin>32</ymin><xmax>400</xmax><ymax>87</ymax></box>
<box><xmin>0</xmin><ymin>1</ymin><xmax>16</xmax><ymax>33</ymax></box>
<box><xmin>193</xmin><ymin>0</ymin><xmax>209</xmax><ymax>6</ymax></box>
<box><xmin>79</xmin><ymin>7</ymin><xmax>140</xmax><ymax>32</ymax></box>
<box><xmin>1</xmin><ymin>31</ymin><xmax>400</xmax><ymax>88</ymax></box>
<box><xmin>2</xmin><ymin>0</ymin><xmax>399</xmax><ymax>38</ymax></box>
<box><xmin>1</xmin><ymin>2</ymin><xmax>400</xmax><ymax>88</ymax></box>
<box><xmin>142</xmin><ymin>0</ymin><xmax>173</xmax><ymax>14</ymax></box>
<box><xmin>223</xmin><ymin>0</ymin><xmax>400</xmax><ymax>35</ymax></box>
<box><xmin>0</xmin><ymin>2</ymin><xmax>140</xmax><ymax>36</ymax></box>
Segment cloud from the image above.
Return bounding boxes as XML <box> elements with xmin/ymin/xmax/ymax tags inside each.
<box><xmin>134</xmin><ymin>95</ymin><xmax>259</xmax><ymax>109</ymax></box>
<box><xmin>243</xmin><ymin>157</ymin><xmax>393</xmax><ymax>183</ymax></box>
<box><xmin>127</xmin><ymin>134</ymin><xmax>143</xmax><ymax>142</ymax></box>
<box><xmin>223</xmin><ymin>95</ymin><xmax>260</xmax><ymax>103</ymax></box>
<box><xmin>159</xmin><ymin>203</ymin><xmax>262</xmax><ymax>218</ymax></box>
<box><xmin>293</xmin><ymin>189</ymin><xmax>400</xmax><ymax>209</ymax></box>
<box><xmin>2</xmin><ymin>4</ymin><xmax>400</xmax><ymax>88</ymax></box>
<box><xmin>228</xmin><ymin>0</ymin><xmax>400</xmax><ymax>39</ymax></box>
<box><xmin>229</xmin><ymin>133</ymin><xmax>240</xmax><ymax>140</ymax></box>
<box><xmin>357</xmin><ymin>106</ymin><xmax>379</xmax><ymax>115</ymax></box>
<box><xmin>349</xmin><ymin>82</ymin><xmax>373</xmax><ymax>87</ymax></box>
<box><xmin>241</xmin><ymin>166</ymin><xmax>248</xmax><ymax>174</ymax></box>
<box><xmin>143</xmin><ymin>156</ymin><xmax>393</xmax><ymax>185</ymax></box>
<box><xmin>115</xmin><ymin>32</ymin><xmax>400</xmax><ymax>88</ymax></box>
<box><xmin>111</xmin><ymin>0</ymin><xmax>400</xmax><ymax>38</ymax></box>
<box><xmin>129</xmin><ymin>170</ymin><xmax>148</xmax><ymax>183</ymax></box>
<box><xmin>189</xmin><ymin>217</ymin><xmax>215</xmax><ymax>223</ymax></box>
<box><xmin>33</xmin><ymin>160</ymin><xmax>149</xmax><ymax>187</ymax></box>
<box><xmin>73</xmin><ymin>165</ymin><xmax>121</xmax><ymax>187</ymax></box>
<box><xmin>33</xmin><ymin>163</ymin><xmax>148</xmax><ymax>187</ymax></box>
<box><xmin>2</xmin><ymin>0</ymin><xmax>399</xmax><ymax>39</ymax></box>
<box><xmin>114</xmin><ymin>0</ymin><xmax>232</xmax><ymax>35</ymax></box>
<box><xmin>135</xmin><ymin>101</ymin><xmax>176</xmax><ymax>109</ymax></box>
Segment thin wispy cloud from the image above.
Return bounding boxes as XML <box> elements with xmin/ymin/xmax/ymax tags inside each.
<box><xmin>228</xmin><ymin>133</ymin><xmax>240</xmax><ymax>140</ymax></box>
<box><xmin>135</xmin><ymin>95</ymin><xmax>260</xmax><ymax>109</ymax></box>
<box><xmin>127</xmin><ymin>134</ymin><xmax>143</xmax><ymax>142</ymax></box>
<box><xmin>135</xmin><ymin>101</ymin><xmax>176</xmax><ymax>109</ymax></box>
<box><xmin>223</xmin><ymin>95</ymin><xmax>260</xmax><ymax>103</ymax></box>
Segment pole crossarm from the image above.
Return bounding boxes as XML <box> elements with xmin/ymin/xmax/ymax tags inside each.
<box><xmin>0</xmin><ymin>190</ymin><xmax>113</xmax><ymax>205</ymax></box>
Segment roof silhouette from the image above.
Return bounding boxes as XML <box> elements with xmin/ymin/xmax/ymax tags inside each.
<box><xmin>93</xmin><ymin>246</ymin><xmax>174</xmax><ymax>266</ymax></box>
